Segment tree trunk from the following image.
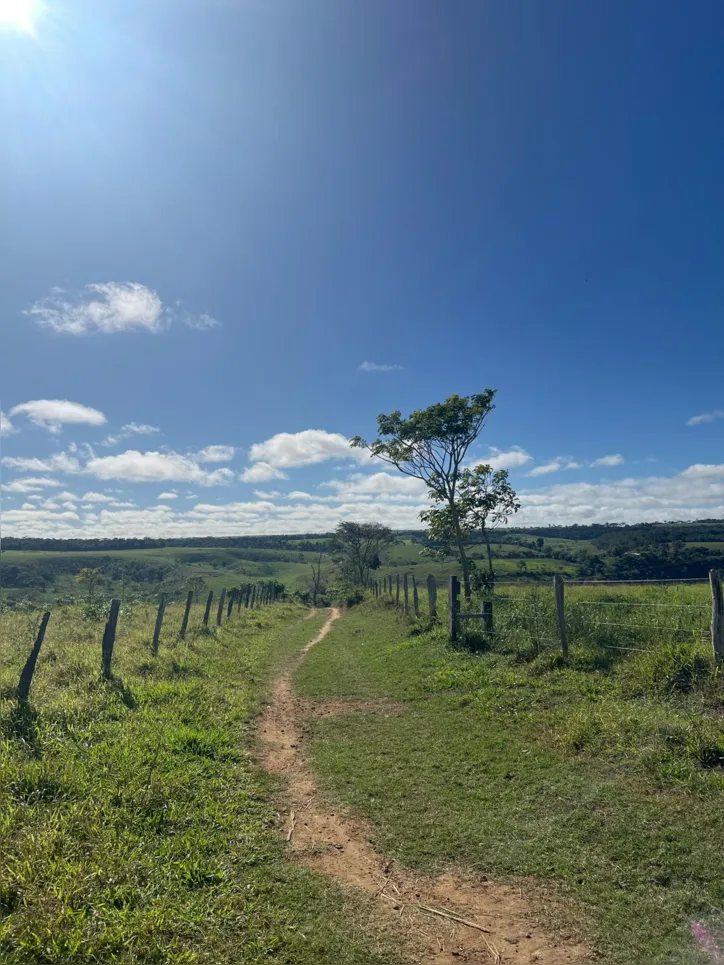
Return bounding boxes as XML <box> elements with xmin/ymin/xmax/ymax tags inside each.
<box><xmin>450</xmin><ymin>503</ymin><xmax>471</xmax><ymax>599</ymax></box>
<box><xmin>482</xmin><ymin>525</ymin><xmax>495</xmax><ymax>584</ymax></box>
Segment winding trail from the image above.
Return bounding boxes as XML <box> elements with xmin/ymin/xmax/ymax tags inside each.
<box><xmin>258</xmin><ymin>608</ymin><xmax>590</xmax><ymax>964</ymax></box>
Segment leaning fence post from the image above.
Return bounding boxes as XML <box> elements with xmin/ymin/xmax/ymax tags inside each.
<box><xmin>553</xmin><ymin>575</ymin><xmax>568</xmax><ymax>657</ymax></box>
<box><xmin>217</xmin><ymin>588</ymin><xmax>226</xmax><ymax>626</ymax></box>
<box><xmin>448</xmin><ymin>576</ymin><xmax>460</xmax><ymax>643</ymax></box>
<box><xmin>17</xmin><ymin>611</ymin><xmax>51</xmax><ymax>702</ymax></box>
<box><xmin>203</xmin><ymin>590</ymin><xmax>214</xmax><ymax>627</ymax></box>
<box><xmin>412</xmin><ymin>575</ymin><xmax>420</xmax><ymax>616</ymax></box>
<box><xmin>152</xmin><ymin>594</ymin><xmax>166</xmax><ymax>656</ymax></box>
<box><xmin>244</xmin><ymin>585</ymin><xmax>251</xmax><ymax>608</ymax></box>
<box><xmin>250</xmin><ymin>585</ymin><xmax>257</xmax><ymax>608</ymax></box>
<box><xmin>427</xmin><ymin>574</ymin><xmax>437</xmax><ymax>617</ymax></box>
<box><xmin>179</xmin><ymin>590</ymin><xmax>193</xmax><ymax>640</ymax></box>
<box><xmin>236</xmin><ymin>587</ymin><xmax>243</xmax><ymax>613</ymax></box>
<box><xmin>102</xmin><ymin>599</ymin><xmax>121</xmax><ymax>679</ymax></box>
<box><xmin>710</xmin><ymin>570</ymin><xmax>724</xmax><ymax>662</ymax></box>
<box><xmin>227</xmin><ymin>589</ymin><xmax>235</xmax><ymax>619</ymax></box>
<box><xmin>403</xmin><ymin>574</ymin><xmax>409</xmax><ymax>613</ymax></box>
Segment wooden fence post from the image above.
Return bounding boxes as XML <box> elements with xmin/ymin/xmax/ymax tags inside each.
<box><xmin>237</xmin><ymin>587</ymin><xmax>243</xmax><ymax>613</ymax></box>
<box><xmin>427</xmin><ymin>574</ymin><xmax>437</xmax><ymax>617</ymax></box>
<box><xmin>217</xmin><ymin>588</ymin><xmax>226</xmax><ymax>626</ymax></box>
<box><xmin>17</xmin><ymin>611</ymin><xmax>51</xmax><ymax>702</ymax></box>
<box><xmin>481</xmin><ymin>600</ymin><xmax>493</xmax><ymax>638</ymax></box>
<box><xmin>710</xmin><ymin>570</ymin><xmax>724</xmax><ymax>662</ymax></box>
<box><xmin>553</xmin><ymin>575</ymin><xmax>568</xmax><ymax>657</ymax></box>
<box><xmin>244</xmin><ymin>585</ymin><xmax>251</xmax><ymax>608</ymax></box>
<box><xmin>250</xmin><ymin>585</ymin><xmax>257</xmax><ymax>608</ymax></box>
<box><xmin>227</xmin><ymin>590</ymin><xmax>235</xmax><ymax>619</ymax></box>
<box><xmin>180</xmin><ymin>590</ymin><xmax>193</xmax><ymax>640</ymax></box>
<box><xmin>152</xmin><ymin>595</ymin><xmax>166</xmax><ymax>656</ymax></box>
<box><xmin>203</xmin><ymin>590</ymin><xmax>214</xmax><ymax>627</ymax></box>
<box><xmin>396</xmin><ymin>574</ymin><xmax>400</xmax><ymax>607</ymax></box>
<box><xmin>102</xmin><ymin>599</ymin><xmax>121</xmax><ymax>679</ymax></box>
<box><xmin>403</xmin><ymin>574</ymin><xmax>409</xmax><ymax>613</ymax></box>
<box><xmin>412</xmin><ymin>574</ymin><xmax>420</xmax><ymax>616</ymax></box>
<box><xmin>448</xmin><ymin>576</ymin><xmax>460</xmax><ymax>643</ymax></box>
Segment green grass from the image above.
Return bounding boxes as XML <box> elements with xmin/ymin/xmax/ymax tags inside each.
<box><xmin>0</xmin><ymin>603</ymin><xmax>401</xmax><ymax>965</ymax></box>
<box><xmin>294</xmin><ymin>601</ymin><xmax>724</xmax><ymax>965</ymax></box>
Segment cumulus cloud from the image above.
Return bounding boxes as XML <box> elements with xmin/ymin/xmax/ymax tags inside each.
<box><xmin>158</xmin><ymin>492</ymin><xmax>178</xmax><ymax>500</ymax></box>
<box><xmin>26</xmin><ymin>282</ymin><xmax>220</xmax><ymax>336</ymax></box>
<box><xmin>249</xmin><ymin>429</ymin><xmax>364</xmax><ymax>469</ymax></box>
<box><xmin>80</xmin><ymin>492</ymin><xmax>117</xmax><ymax>503</ymax></box>
<box><xmin>102</xmin><ymin>423</ymin><xmax>160</xmax><ymax>447</ymax></box>
<box><xmin>528</xmin><ymin>458</ymin><xmax>581</xmax><ymax>477</ymax></box>
<box><xmin>359</xmin><ymin>361</ymin><xmax>403</xmax><ymax>373</ymax></box>
<box><xmin>0</xmin><ymin>410</ymin><xmax>16</xmax><ymax>436</ymax></box>
<box><xmin>1</xmin><ymin>477</ymin><xmax>62</xmax><ymax>493</ymax></box>
<box><xmin>591</xmin><ymin>454</ymin><xmax>625</xmax><ymax>468</ymax></box>
<box><xmin>10</xmin><ymin>400</ymin><xmax>106</xmax><ymax>433</ymax></box>
<box><xmin>687</xmin><ymin>410</ymin><xmax>724</xmax><ymax>426</ymax></box>
<box><xmin>196</xmin><ymin>445</ymin><xmax>236</xmax><ymax>463</ymax></box>
<box><xmin>84</xmin><ymin>450</ymin><xmax>236</xmax><ymax>487</ymax></box>
<box><xmin>8</xmin><ymin>460</ymin><xmax>724</xmax><ymax>537</ymax></box>
<box><xmin>239</xmin><ymin>462</ymin><xmax>288</xmax><ymax>483</ymax></box>
<box><xmin>27</xmin><ymin>283</ymin><xmax>169</xmax><ymax>335</ymax></box>
<box><xmin>468</xmin><ymin>447</ymin><xmax>532</xmax><ymax>472</ymax></box>
<box><xmin>322</xmin><ymin>472</ymin><xmax>427</xmax><ymax>500</ymax></box>
<box><xmin>2</xmin><ymin>452</ymin><xmax>80</xmax><ymax>473</ymax></box>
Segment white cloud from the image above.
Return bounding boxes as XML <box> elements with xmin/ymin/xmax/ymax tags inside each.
<box><xmin>9</xmin><ymin>459</ymin><xmax>724</xmax><ymax>537</ymax></box>
<box><xmin>1</xmin><ymin>477</ymin><xmax>62</xmax><ymax>493</ymax></box>
<box><xmin>2</xmin><ymin>452</ymin><xmax>80</xmax><ymax>473</ymax></box>
<box><xmin>158</xmin><ymin>492</ymin><xmax>178</xmax><ymax>500</ymax></box>
<box><xmin>239</xmin><ymin>462</ymin><xmax>289</xmax><ymax>483</ymax></box>
<box><xmin>359</xmin><ymin>361</ymin><xmax>403</xmax><ymax>373</ymax></box>
<box><xmin>26</xmin><ymin>282</ymin><xmax>220</xmax><ymax>336</ymax></box>
<box><xmin>249</xmin><ymin>429</ymin><xmax>365</xmax><ymax>469</ymax></box>
<box><xmin>0</xmin><ymin>410</ymin><xmax>16</xmax><ymax>436</ymax></box>
<box><xmin>469</xmin><ymin>446</ymin><xmax>532</xmax><ymax>472</ymax></box>
<box><xmin>84</xmin><ymin>450</ymin><xmax>236</xmax><ymax>487</ymax></box>
<box><xmin>10</xmin><ymin>400</ymin><xmax>106</xmax><ymax>433</ymax></box>
<box><xmin>80</xmin><ymin>492</ymin><xmax>117</xmax><ymax>503</ymax></box>
<box><xmin>528</xmin><ymin>458</ymin><xmax>581</xmax><ymax>477</ymax></box>
<box><xmin>591</xmin><ymin>454</ymin><xmax>625</xmax><ymax>468</ymax></box>
<box><xmin>27</xmin><ymin>282</ymin><xmax>169</xmax><ymax>335</ymax></box>
<box><xmin>687</xmin><ymin>410</ymin><xmax>724</xmax><ymax>426</ymax></box>
<box><xmin>253</xmin><ymin>490</ymin><xmax>281</xmax><ymax>499</ymax></box>
<box><xmin>184</xmin><ymin>312</ymin><xmax>221</xmax><ymax>331</ymax></box>
<box><xmin>102</xmin><ymin>422</ymin><xmax>160</xmax><ymax>447</ymax></box>
<box><xmin>323</xmin><ymin>472</ymin><xmax>427</xmax><ymax>499</ymax></box>
<box><xmin>196</xmin><ymin>445</ymin><xmax>235</xmax><ymax>463</ymax></box>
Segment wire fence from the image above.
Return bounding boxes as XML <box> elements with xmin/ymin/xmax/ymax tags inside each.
<box><xmin>367</xmin><ymin>571</ymin><xmax>722</xmax><ymax>663</ymax></box>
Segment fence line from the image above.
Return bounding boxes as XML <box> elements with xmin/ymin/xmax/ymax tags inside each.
<box><xmin>367</xmin><ymin>569</ymin><xmax>723</xmax><ymax>664</ymax></box>
<box><xmin>7</xmin><ymin>580</ymin><xmax>282</xmax><ymax>702</ymax></box>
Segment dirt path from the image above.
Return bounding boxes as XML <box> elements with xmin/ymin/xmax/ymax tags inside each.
<box><xmin>258</xmin><ymin>608</ymin><xmax>590</xmax><ymax>964</ymax></box>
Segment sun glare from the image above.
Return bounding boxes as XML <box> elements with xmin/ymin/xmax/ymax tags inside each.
<box><xmin>0</xmin><ymin>0</ymin><xmax>38</xmax><ymax>35</ymax></box>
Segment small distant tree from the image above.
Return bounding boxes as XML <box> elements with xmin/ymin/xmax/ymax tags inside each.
<box><xmin>536</xmin><ymin>537</ymin><xmax>544</xmax><ymax>552</ymax></box>
<box><xmin>352</xmin><ymin>391</ymin><xmax>496</xmax><ymax>598</ymax></box>
<box><xmin>333</xmin><ymin>522</ymin><xmax>394</xmax><ymax>587</ymax></box>
<box><xmin>421</xmin><ymin>465</ymin><xmax>519</xmax><ymax>589</ymax></box>
<box><xmin>309</xmin><ymin>552</ymin><xmax>328</xmax><ymax>605</ymax></box>
<box><xmin>76</xmin><ymin>567</ymin><xmax>101</xmax><ymax>601</ymax></box>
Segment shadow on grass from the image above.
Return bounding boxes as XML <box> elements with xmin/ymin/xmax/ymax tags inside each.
<box><xmin>105</xmin><ymin>675</ymin><xmax>137</xmax><ymax>709</ymax></box>
<box><xmin>4</xmin><ymin>700</ymin><xmax>42</xmax><ymax>755</ymax></box>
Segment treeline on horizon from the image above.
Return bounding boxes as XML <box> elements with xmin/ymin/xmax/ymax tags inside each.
<box><xmin>5</xmin><ymin>520</ymin><xmax>724</xmax><ymax>554</ymax></box>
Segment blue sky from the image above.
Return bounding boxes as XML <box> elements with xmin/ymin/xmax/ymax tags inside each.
<box><xmin>2</xmin><ymin>0</ymin><xmax>724</xmax><ymax>537</ymax></box>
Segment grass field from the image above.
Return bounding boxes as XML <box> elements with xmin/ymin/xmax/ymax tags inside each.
<box><xmin>0</xmin><ymin>602</ymin><xmax>400</xmax><ymax>965</ymax></box>
<box><xmin>294</xmin><ymin>598</ymin><xmax>724</xmax><ymax>965</ymax></box>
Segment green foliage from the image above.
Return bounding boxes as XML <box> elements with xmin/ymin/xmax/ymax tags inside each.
<box><xmin>332</xmin><ymin>522</ymin><xmax>394</xmax><ymax>587</ymax></box>
<box><xmin>352</xmin><ymin>392</ymin><xmax>497</xmax><ymax>595</ymax></box>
